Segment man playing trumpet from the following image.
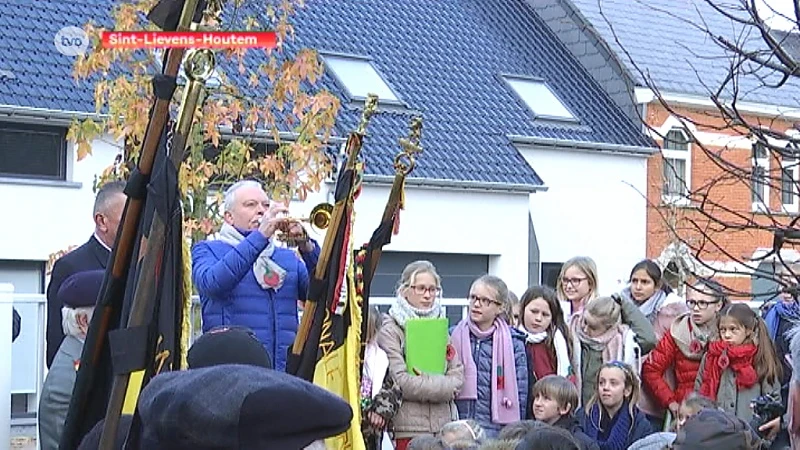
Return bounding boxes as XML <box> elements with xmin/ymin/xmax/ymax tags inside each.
<box><xmin>191</xmin><ymin>180</ymin><xmax>320</xmax><ymax>371</ymax></box>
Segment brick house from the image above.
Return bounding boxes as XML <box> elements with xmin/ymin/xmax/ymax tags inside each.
<box><xmin>532</xmin><ymin>0</ymin><xmax>800</xmax><ymax>299</ymax></box>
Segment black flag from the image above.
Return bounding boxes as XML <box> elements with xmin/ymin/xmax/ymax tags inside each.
<box><xmin>59</xmin><ymin>117</ymin><xmax>186</xmax><ymax>448</ymax></box>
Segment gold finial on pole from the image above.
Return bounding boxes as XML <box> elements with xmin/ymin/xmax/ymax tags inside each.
<box><xmin>395</xmin><ymin>117</ymin><xmax>423</xmax><ymax>175</ymax></box>
<box><xmin>357</xmin><ymin>94</ymin><xmax>379</xmax><ymax>135</ymax></box>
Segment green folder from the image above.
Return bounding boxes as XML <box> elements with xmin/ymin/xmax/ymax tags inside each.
<box><xmin>405</xmin><ymin>317</ymin><xmax>449</xmax><ymax>375</ymax></box>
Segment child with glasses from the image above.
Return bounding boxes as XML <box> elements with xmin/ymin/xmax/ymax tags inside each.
<box><xmin>450</xmin><ymin>274</ymin><xmax>530</xmax><ymax>438</ymax></box>
<box><xmin>556</xmin><ymin>256</ymin><xmax>599</xmax><ymax>320</ymax></box>
<box><xmin>641</xmin><ymin>278</ymin><xmax>728</xmax><ymax>427</ymax></box>
<box><xmin>578</xmin><ymin>361</ymin><xmax>654</xmax><ymax>450</ymax></box>
<box><xmin>694</xmin><ymin>303</ymin><xmax>783</xmax><ymax>442</ymax></box>
<box><xmin>570</xmin><ymin>295</ymin><xmax>655</xmax><ymax>407</ymax></box>
<box><xmin>378</xmin><ymin>261</ymin><xmax>464</xmax><ymax>450</ymax></box>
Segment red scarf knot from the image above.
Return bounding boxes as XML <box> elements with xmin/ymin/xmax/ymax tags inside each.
<box><xmin>699</xmin><ymin>341</ymin><xmax>758</xmax><ymax>401</ymax></box>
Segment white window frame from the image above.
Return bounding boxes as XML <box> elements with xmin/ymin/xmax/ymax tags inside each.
<box><xmin>320</xmin><ymin>53</ymin><xmax>402</xmax><ymax>104</ymax></box>
<box><xmin>501</xmin><ymin>75</ymin><xmax>577</xmax><ymax>122</ymax></box>
<box><xmin>752</xmin><ymin>140</ymin><xmax>770</xmax><ymax>212</ymax></box>
<box><xmin>781</xmin><ymin>145</ymin><xmax>799</xmax><ymax>213</ymax></box>
<box><xmin>661</xmin><ymin>128</ymin><xmax>692</xmax><ymax>205</ymax></box>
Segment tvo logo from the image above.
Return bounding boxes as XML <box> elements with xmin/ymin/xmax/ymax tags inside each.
<box><xmin>55</xmin><ymin>26</ymin><xmax>89</xmax><ymax>56</ymax></box>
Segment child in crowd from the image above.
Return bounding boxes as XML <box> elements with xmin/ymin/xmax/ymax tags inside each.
<box><xmin>695</xmin><ymin>303</ymin><xmax>783</xmax><ymax>441</ymax></box>
<box><xmin>361</xmin><ymin>306</ymin><xmax>402</xmax><ymax>450</ymax></box>
<box><xmin>557</xmin><ymin>256</ymin><xmax>599</xmax><ymax>320</ymax></box>
<box><xmin>642</xmin><ymin>278</ymin><xmax>728</xmax><ymax>428</ymax></box>
<box><xmin>578</xmin><ymin>361</ymin><xmax>654</xmax><ymax>450</ymax></box>
<box><xmin>517</xmin><ymin>286</ymin><xmax>572</xmax><ymax>380</ymax></box>
<box><xmin>531</xmin><ymin>375</ymin><xmax>599</xmax><ymax>450</ymax></box>
<box><xmin>570</xmin><ymin>295</ymin><xmax>655</xmax><ymax>406</ymax></box>
<box><xmin>452</xmin><ymin>275</ymin><xmax>530</xmax><ymax>438</ymax></box>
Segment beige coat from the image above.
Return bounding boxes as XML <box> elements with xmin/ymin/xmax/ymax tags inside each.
<box><xmin>377</xmin><ymin>315</ymin><xmax>464</xmax><ymax>439</ymax></box>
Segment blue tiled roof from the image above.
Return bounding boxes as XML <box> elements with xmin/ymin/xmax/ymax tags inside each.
<box><xmin>567</xmin><ymin>0</ymin><xmax>800</xmax><ymax>109</ymax></box>
<box><xmin>0</xmin><ymin>0</ymin><xmax>657</xmax><ymax>188</ymax></box>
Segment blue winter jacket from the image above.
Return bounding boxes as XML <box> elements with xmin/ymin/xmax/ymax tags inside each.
<box><xmin>191</xmin><ymin>229</ymin><xmax>320</xmax><ymax>371</ymax></box>
<box><xmin>453</xmin><ymin>326</ymin><xmax>530</xmax><ymax>437</ymax></box>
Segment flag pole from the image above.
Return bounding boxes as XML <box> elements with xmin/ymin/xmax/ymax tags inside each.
<box><xmin>97</xmin><ymin>48</ymin><xmax>215</xmax><ymax>450</ymax></box>
<box><xmin>58</xmin><ymin>2</ymin><xmax>207</xmax><ymax>449</ymax></box>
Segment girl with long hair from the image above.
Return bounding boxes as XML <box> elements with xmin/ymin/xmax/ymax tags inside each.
<box><xmin>578</xmin><ymin>361</ymin><xmax>654</xmax><ymax>450</ymax></box>
<box><xmin>694</xmin><ymin>303</ymin><xmax>783</xmax><ymax>440</ymax></box>
<box><xmin>517</xmin><ymin>285</ymin><xmax>573</xmax><ymax>380</ymax></box>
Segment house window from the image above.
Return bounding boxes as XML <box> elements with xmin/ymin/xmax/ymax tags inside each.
<box><xmin>541</xmin><ymin>262</ymin><xmax>564</xmax><ymax>290</ymax></box>
<box><xmin>322</xmin><ymin>55</ymin><xmax>400</xmax><ymax>103</ymax></box>
<box><xmin>752</xmin><ymin>141</ymin><xmax>769</xmax><ymax>210</ymax></box>
<box><xmin>782</xmin><ymin>145</ymin><xmax>799</xmax><ymax>213</ymax></box>
<box><xmin>0</xmin><ymin>122</ymin><xmax>67</xmax><ymax>180</ymax></box>
<box><xmin>662</xmin><ymin>128</ymin><xmax>691</xmax><ymax>201</ymax></box>
<box><xmin>503</xmin><ymin>77</ymin><xmax>576</xmax><ymax>121</ymax></box>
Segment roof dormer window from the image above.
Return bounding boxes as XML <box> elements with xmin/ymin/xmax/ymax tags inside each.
<box><xmin>503</xmin><ymin>76</ymin><xmax>576</xmax><ymax>121</ymax></box>
<box><xmin>322</xmin><ymin>54</ymin><xmax>400</xmax><ymax>103</ymax></box>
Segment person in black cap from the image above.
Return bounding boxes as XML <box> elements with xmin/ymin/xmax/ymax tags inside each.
<box><xmin>187</xmin><ymin>325</ymin><xmax>273</xmax><ymax>370</ymax></box>
<box><xmin>38</xmin><ymin>269</ymin><xmax>105</xmax><ymax>450</ymax></box>
<box><xmin>672</xmin><ymin>408</ymin><xmax>763</xmax><ymax>450</ymax></box>
<box><xmin>137</xmin><ymin>364</ymin><xmax>354</xmax><ymax>449</ymax></box>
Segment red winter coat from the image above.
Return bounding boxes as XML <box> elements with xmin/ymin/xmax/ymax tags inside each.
<box><xmin>642</xmin><ymin>317</ymin><xmax>707</xmax><ymax>409</ymax></box>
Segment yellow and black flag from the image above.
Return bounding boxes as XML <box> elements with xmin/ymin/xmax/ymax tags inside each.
<box><xmin>287</xmin><ymin>101</ymin><xmax>423</xmax><ymax>450</ymax></box>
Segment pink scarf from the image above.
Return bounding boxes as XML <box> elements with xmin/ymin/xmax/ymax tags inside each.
<box><xmin>451</xmin><ymin>318</ymin><xmax>520</xmax><ymax>425</ymax></box>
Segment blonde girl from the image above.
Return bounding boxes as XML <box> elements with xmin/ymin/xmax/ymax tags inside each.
<box><xmin>578</xmin><ymin>361</ymin><xmax>654</xmax><ymax>450</ymax></box>
<box><xmin>570</xmin><ymin>295</ymin><xmax>656</xmax><ymax>406</ymax></box>
<box><xmin>695</xmin><ymin>303</ymin><xmax>782</xmax><ymax>439</ymax></box>
<box><xmin>377</xmin><ymin>261</ymin><xmax>464</xmax><ymax>450</ymax></box>
<box><xmin>557</xmin><ymin>256</ymin><xmax>599</xmax><ymax>320</ymax></box>
<box><xmin>451</xmin><ymin>275</ymin><xmax>530</xmax><ymax>438</ymax></box>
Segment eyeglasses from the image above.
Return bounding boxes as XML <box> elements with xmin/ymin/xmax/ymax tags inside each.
<box><xmin>469</xmin><ymin>294</ymin><xmax>502</xmax><ymax>307</ymax></box>
<box><xmin>410</xmin><ymin>285</ymin><xmax>442</xmax><ymax>296</ymax></box>
<box><xmin>561</xmin><ymin>277</ymin><xmax>587</xmax><ymax>287</ymax></box>
<box><xmin>686</xmin><ymin>299</ymin><xmax>720</xmax><ymax>310</ymax></box>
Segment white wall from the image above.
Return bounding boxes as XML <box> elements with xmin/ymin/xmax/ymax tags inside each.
<box><xmin>0</xmin><ymin>136</ymin><xmax>120</xmax><ymax>264</ymax></box>
<box><xmin>296</xmin><ymin>183</ymin><xmax>532</xmax><ymax>295</ymax></box>
<box><xmin>520</xmin><ymin>146</ymin><xmax>649</xmax><ymax>295</ymax></box>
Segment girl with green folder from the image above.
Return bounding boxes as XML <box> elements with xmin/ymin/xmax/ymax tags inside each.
<box><xmin>377</xmin><ymin>261</ymin><xmax>464</xmax><ymax>450</ymax></box>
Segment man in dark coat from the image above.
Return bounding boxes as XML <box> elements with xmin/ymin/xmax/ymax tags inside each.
<box><xmin>45</xmin><ymin>181</ymin><xmax>126</xmax><ymax>368</ymax></box>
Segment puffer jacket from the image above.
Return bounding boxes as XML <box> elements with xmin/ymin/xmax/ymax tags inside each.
<box><xmin>453</xmin><ymin>327</ymin><xmax>529</xmax><ymax>437</ymax></box>
<box><xmin>192</xmin><ymin>230</ymin><xmax>319</xmax><ymax>371</ymax></box>
<box><xmin>641</xmin><ymin>314</ymin><xmax>708</xmax><ymax>409</ymax></box>
<box><xmin>376</xmin><ymin>315</ymin><xmax>464</xmax><ymax>439</ymax></box>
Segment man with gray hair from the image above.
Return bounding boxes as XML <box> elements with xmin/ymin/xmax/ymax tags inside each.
<box><xmin>191</xmin><ymin>180</ymin><xmax>320</xmax><ymax>371</ymax></box>
<box><xmin>39</xmin><ymin>269</ymin><xmax>105</xmax><ymax>450</ymax></box>
<box><xmin>45</xmin><ymin>180</ymin><xmax>126</xmax><ymax>368</ymax></box>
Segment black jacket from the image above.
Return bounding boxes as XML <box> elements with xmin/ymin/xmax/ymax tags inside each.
<box><xmin>45</xmin><ymin>235</ymin><xmax>110</xmax><ymax>367</ymax></box>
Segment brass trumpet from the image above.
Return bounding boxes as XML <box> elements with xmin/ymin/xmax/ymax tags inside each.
<box><xmin>271</xmin><ymin>203</ymin><xmax>334</xmax><ymax>247</ymax></box>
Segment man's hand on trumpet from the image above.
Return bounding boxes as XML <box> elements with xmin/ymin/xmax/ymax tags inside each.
<box><xmin>257</xmin><ymin>203</ymin><xmax>289</xmax><ymax>239</ymax></box>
